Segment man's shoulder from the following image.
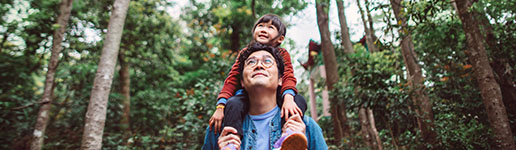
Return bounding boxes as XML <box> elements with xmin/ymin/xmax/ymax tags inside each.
<box><xmin>302</xmin><ymin>116</ymin><xmax>328</xmax><ymax>149</ymax></box>
<box><xmin>302</xmin><ymin>116</ymin><xmax>316</xmax><ymax>126</ymax></box>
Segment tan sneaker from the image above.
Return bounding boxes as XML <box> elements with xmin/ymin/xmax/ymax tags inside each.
<box><xmin>273</xmin><ymin>128</ymin><xmax>308</xmax><ymax>150</ymax></box>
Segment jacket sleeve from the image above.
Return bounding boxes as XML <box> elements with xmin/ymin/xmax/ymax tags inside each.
<box><xmin>216</xmin><ymin>50</ymin><xmax>244</xmax><ymax>102</ymax></box>
<box><xmin>305</xmin><ymin>116</ymin><xmax>328</xmax><ymax>150</ymax></box>
<box><xmin>279</xmin><ymin>48</ymin><xmax>298</xmax><ymax>95</ymax></box>
<box><xmin>202</xmin><ymin>126</ymin><xmax>221</xmax><ymax>150</ymax></box>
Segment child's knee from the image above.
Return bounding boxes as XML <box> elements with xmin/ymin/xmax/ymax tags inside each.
<box><xmin>294</xmin><ymin>94</ymin><xmax>307</xmax><ymax>112</ymax></box>
<box><xmin>294</xmin><ymin>95</ymin><xmax>307</xmax><ymax>105</ymax></box>
<box><xmin>226</xmin><ymin>95</ymin><xmax>247</xmax><ymax>108</ymax></box>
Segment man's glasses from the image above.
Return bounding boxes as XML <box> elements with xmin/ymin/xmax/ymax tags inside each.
<box><xmin>244</xmin><ymin>56</ymin><xmax>275</xmax><ymax>68</ymax></box>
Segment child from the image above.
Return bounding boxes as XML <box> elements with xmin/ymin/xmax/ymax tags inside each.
<box><xmin>208</xmin><ymin>14</ymin><xmax>307</xmax><ymax>149</ymax></box>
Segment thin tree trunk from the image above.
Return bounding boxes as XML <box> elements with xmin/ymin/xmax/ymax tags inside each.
<box><xmin>455</xmin><ymin>0</ymin><xmax>515</xmax><ymax>149</ymax></box>
<box><xmin>356</xmin><ymin>0</ymin><xmax>378</xmax><ymax>52</ymax></box>
<box><xmin>359</xmin><ymin>107</ymin><xmax>374</xmax><ymax>149</ymax></box>
<box><xmin>336</xmin><ymin>0</ymin><xmax>354</xmax><ymax>54</ymax></box>
<box><xmin>390</xmin><ymin>0</ymin><xmax>438</xmax><ymax>146</ymax></box>
<box><xmin>364</xmin><ymin>0</ymin><xmax>375</xmax><ymax>36</ymax></box>
<box><xmin>81</xmin><ymin>0</ymin><xmax>130</xmax><ymax>149</ymax></box>
<box><xmin>251</xmin><ymin>0</ymin><xmax>256</xmax><ymax>19</ymax></box>
<box><xmin>30</xmin><ymin>0</ymin><xmax>73</xmax><ymax>149</ymax></box>
<box><xmin>367</xmin><ymin>108</ymin><xmax>383</xmax><ymax>150</ymax></box>
<box><xmin>118</xmin><ymin>49</ymin><xmax>131</xmax><ymax>140</ymax></box>
<box><xmin>319</xmin><ymin>66</ymin><xmax>331</xmax><ymax>117</ymax></box>
<box><xmin>385</xmin><ymin>119</ymin><xmax>400</xmax><ymax>150</ymax></box>
<box><xmin>230</xmin><ymin>23</ymin><xmax>241</xmax><ymax>52</ymax></box>
<box><xmin>309</xmin><ymin>76</ymin><xmax>318</xmax><ymax>122</ymax></box>
<box><xmin>492</xmin><ymin>59</ymin><xmax>516</xmax><ymax>116</ymax></box>
<box><xmin>316</xmin><ymin>0</ymin><xmax>350</xmax><ymax>143</ymax></box>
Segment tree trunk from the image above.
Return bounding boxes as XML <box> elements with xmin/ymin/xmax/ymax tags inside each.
<box><xmin>30</xmin><ymin>0</ymin><xmax>73</xmax><ymax>149</ymax></box>
<box><xmin>251</xmin><ymin>0</ymin><xmax>256</xmax><ymax>19</ymax></box>
<box><xmin>336</xmin><ymin>0</ymin><xmax>354</xmax><ymax>54</ymax></box>
<box><xmin>230</xmin><ymin>23</ymin><xmax>241</xmax><ymax>52</ymax></box>
<box><xmin>364</xmin><ymin>0</ymin><xmax>375</xmax><ymax>36</ymax></box>
<box><xmin>390</xmin><ymin>0</ymin><xmax>438</xmax><ymax>146</ymax></box>
<box><xmin>118</xmin><ymin>49</ymin><xmax>131</xmax><ymax>140</ymax></box>
<box><xmin>359</xmin><ymin>107</ymin><xmax>374</xmax><ymax>149</ymax></box>
<box><xmin>453</xmin><ymin>0</ymin><xmax>516</xmax><ymax>129</ymax></box>
<box><xmin>319</xmin><ymin>66</ymin><xmax>331</xmax><ymax>117</ymax></box>
<box><xmin>455</xmin><ymin>0</ymin><xmax>516</xmax><ymax>149</ymax></box>
<box><xmin>316</xmin><ymin>0</ymin><xmax>350</xmax><ymax>143</ymax></box>
<box><xmin>477</xmin><ymin>11</ymin><xmax>516</xmax><ymax>126</ymax></box>
<box><xmin>492</xmin><ymin>59</ymin><xmax>516</xmax><ymax>118</ymax></box>
<box><xmin>367</xmin><ymin>108</ymin><xmax>383</xmax><ymax>150</ymax></box>
<box><xmin>309</xmin><ymin>76</ymin><xmax>318</xmax><ymax>122</ymax></box>
<box><xmin>356</xmin><ymin>0</ymin><xmax>378</xmax><ymax>52</ymax></box>
<box><xmin>358</xmin><ymin>107</ymin><xmax>382</xmax><ymax>150</ymax></box>
<box><xmin>80</xmin><ymin>0</ymin><xmax>130</xmax><ymax>149</ymax></box>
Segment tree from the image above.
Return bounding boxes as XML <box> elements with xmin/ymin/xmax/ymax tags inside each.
<box><xmin>80</xmin><ymin>0</ymin><xmax>130</xmax><ymax>149</ymax></box>
<box><xmin>356</xmin><ymin>0</ymin><xmax>378</xmax><ymax>52</ymax></box>
<box><xmin>30</xmin><ymin>0</ymin><xmax>73</xmax><ymax>149</ymax></box>
<box><xmin>118</xmin><ymin>48</ymin><xmax>131</xmax><ymax>140</ymax></box>
<box><xmin>315</xmin><ymin>0</ymin><xmax>350</xmax><ymax>143</ymax></box>
<box><xmin>455</xmin><ymin>0</ymin><xmax>515</xmax><ymax>149</ymax></box>
<box><xmin>336</xmin><ymin>0</ymin><xmax>354</xmax><ymax>54</ymax></box>
<box><xmin>390</xmin><ymin>0</ymin><xmax>438</xmax><ymax>146</ymax></box>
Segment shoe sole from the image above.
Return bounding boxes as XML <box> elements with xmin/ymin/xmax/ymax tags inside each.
<box><xmin>280</xmin><ymin>133</ymin><xmax>308</xmax><ymax>150</ymax></box>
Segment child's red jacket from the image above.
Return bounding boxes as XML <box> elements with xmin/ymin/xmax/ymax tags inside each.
<box><xmin>217</xmin><ymin>47</ymin><xmax>297</xmax><ymax>101</ymax></box>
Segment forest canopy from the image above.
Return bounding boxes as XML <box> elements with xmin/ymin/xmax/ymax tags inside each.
<box><xmin>0</xmin><ymin>0</ymin><xmax>515</xmax><ymax>149</ymax></box>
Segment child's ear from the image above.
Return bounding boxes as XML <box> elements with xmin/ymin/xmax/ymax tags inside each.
<box><xmin>276</xmin><ymin>36</ymin><xmax>285</xmax><ymax>45</ymax></box>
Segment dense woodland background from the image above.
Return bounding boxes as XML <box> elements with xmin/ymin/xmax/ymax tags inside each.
<box><xmin>0</xmin><ymin>0</ymin><xmax>515</xmax><ymax>149</ymax></box>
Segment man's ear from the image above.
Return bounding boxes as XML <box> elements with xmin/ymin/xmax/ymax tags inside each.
<box><xmin>278</xmin><ymin>77</ymin><xmax>282</xmax><ymax>86</ymax></box>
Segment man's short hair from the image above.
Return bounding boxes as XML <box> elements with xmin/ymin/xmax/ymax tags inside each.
<box><xmin>238</xmin><ymin>42</ymin><xmax>284</xmax><ymax>80</ymax></box>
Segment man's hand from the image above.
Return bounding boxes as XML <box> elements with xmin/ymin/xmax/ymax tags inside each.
<box><xmin>283</xmin><ymin>114</ymin><xmax>306</xmax><ymax>134</ymax></box>
<box><xmin>209</xmin><ymin>105</ymin><xmax>224</xmax><ymax>134</ymax></box>
<box><xmin>218</xmin><ymin>127</ymin><xmax>241</xmax><ymax>150</ymax></box>
<box><xmin>281</xmin><ymin>94</ymin><xmax>302</xmax><ymax>120</ymax></box>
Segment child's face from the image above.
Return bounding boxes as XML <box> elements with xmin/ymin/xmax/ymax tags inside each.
<box><xmin>253</xmin><ymin>21</ymin><xmax>284</xmax><ymax>46</ymax></box>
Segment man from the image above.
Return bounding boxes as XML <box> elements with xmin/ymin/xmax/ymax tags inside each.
<box><xmin>202</xmin><ymin>43</ymin><xmax>327</xmax><ymax>150</ymax></box>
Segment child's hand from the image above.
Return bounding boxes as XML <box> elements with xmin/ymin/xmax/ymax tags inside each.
<box><xmin>209</xmin><ymin>105</ymin><xmax>224</xmax><ymax>134</ymax></box>
<box><xmin>281</xmin><ymin>94</ymin><xmax>302</xmax><ymax>120</ymax></box>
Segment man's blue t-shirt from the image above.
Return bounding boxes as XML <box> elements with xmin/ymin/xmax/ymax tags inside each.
<box><xmin>249</xmin><ymin>106</ymin><xmax>279</xmax><ymax>150</ymax></box>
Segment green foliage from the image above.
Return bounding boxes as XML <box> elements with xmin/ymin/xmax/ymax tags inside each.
<box><xmin>2</xmin><ymin>0</ymin><xmax>515</xmax><ymax>149</ymax></box>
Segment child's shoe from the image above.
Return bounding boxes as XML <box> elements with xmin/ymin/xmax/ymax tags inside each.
<box><xmin>273</xmin><ymin>128</ymin><xmax>308</xmax><ymax>150</ymax></box>
<box><xmin>221</xmin><ymin>143</ymin><xmax>237</xmax><ymax>150</ymax></box>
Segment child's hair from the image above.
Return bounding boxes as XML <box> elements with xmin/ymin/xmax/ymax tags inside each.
<box><xmin>251</xmin><ymin>14</ymin><xmax>287</xmax><ymax>44</ymax></box>
<box><xmin>238</xmin><ymin>42</ymin><xmax>285</xmax><ymax>80</ymax></box>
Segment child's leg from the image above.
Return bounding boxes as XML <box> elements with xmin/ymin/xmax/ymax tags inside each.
<box><xmin>222</xmin><ymin>94</ymin><xmax>248</xmax><ymax>138</ymax></box>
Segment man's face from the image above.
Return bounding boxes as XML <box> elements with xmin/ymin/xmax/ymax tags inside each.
<box><xmin>241</xmin><ymin>50</ymin><xmax>281</xmax><ymax>90</ymax></box>
<box><xmin>253</xmin><ymin>21</ymin><xmax>284</xmax><ymax>46</ymax></box>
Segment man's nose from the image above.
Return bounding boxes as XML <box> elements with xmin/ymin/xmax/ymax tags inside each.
<box><xmin>252</xmin><ymin>61</ymin><xmax>266</xmax><ymax>70</ymax></box>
